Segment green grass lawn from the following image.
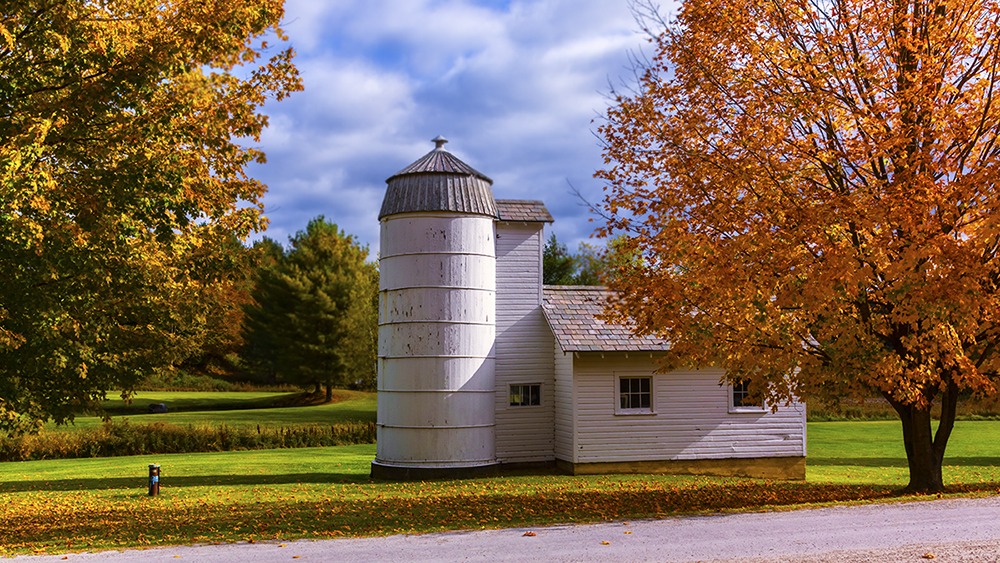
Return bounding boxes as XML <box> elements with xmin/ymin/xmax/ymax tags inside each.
<box><xmin>50</xmin><ymin>391</ymin><xmax>377</xmax><ymax>432</ymax></box>
<box><xmin>3</xmin><ymin>419</ymin><xmax>1000</xmax><ymax>555</ymax></box>
<box><xmin>807</xmin><ymin>420</ymin><xmax>1000</xmax><ymax>486</ymax></box>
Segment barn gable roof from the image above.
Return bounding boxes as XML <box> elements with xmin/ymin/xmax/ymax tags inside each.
<box><xmin>495</xmin><ymin>200</ymin><xmax>554</xmax><ymax>223</ymax></box>
<box><xmin>541</xmin><ymin>285</ymin><xmax>670</xmax><ymax>352</ymax></box>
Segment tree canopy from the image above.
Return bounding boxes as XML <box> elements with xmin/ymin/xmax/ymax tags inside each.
<box><xmin>598</xmin><ymin>0</ymin><xmax>1000</xmax><ymax>491</ymax></box>
<box><xmin>0</xmin><ymin>0</ymin><xmax>301</xmax><ymax>431</ymax></box>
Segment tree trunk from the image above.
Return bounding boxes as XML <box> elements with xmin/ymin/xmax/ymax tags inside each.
<box><xmin>325</xmin><ymin>380</ymin><xmax>333</xmax><ymax>403</ymax></box>
<box><xmin>313</xmin><ymin>380</ymin><xmax>320</xmax><ymax>394</ymax></box>
<box><xmin>896</xmin><ymin>404</ymin><xmax>943</xmax><ymax>491</ymax></box>
<box><xmin>884</xmin><ymin>380</ymin><xmax>958</xmax><ymax>493</ymax></box>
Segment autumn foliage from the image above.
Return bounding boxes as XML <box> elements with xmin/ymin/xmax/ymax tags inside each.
<box><xmin>598</xmin><ymin>0</ymin><xmax>1000</xmax><ymax>491</ymax></box>
<box><xmin>0</xmin><ymin>1</ymin><xmax>301</xmax><ymax>430</ymax></box>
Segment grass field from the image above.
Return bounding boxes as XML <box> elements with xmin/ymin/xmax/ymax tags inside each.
<box><xmin>4</xmin><ymin>392</ymin><xmax>1000</xmax><ymax>554</ymax></box>
<box><xmin>3</xmin><ymin>413</ymin><xmax>1000</xmax><ymax>556</ymax></box>
<box><xmin>808</xmin><ymin>420</ymin><xmax>1000</xmax><ymax>486</ymax></box>
<box><xmin>49</xmin><ymin>391</ymin><xmax>377</xmax><ymax>432</ymax></box>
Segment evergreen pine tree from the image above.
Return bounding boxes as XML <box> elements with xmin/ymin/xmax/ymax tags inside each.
<box><xmin>241</xmin><ymin>238</ymin><xmax>291</xmax><ymax>385</ymax></box>
<box><xmin>243</xmin><ymin>218</ymin><xmax>375</xmax><ymax>400</ymax></box>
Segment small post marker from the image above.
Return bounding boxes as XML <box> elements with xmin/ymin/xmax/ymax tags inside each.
<box><xmin>148</xmin><ymin>464</ymin><xmax>160</xmax><ymax>496</ymax></box>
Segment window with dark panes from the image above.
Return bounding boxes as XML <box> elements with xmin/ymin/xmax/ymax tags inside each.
<box><xmin>619</xmin><ymin>377</ymin><xmax>651</xmax><ymax>410</ymax></box>
<box><xmin>510</xmin><ymin>384</ymin><xmax>541</xmax><ymax>406</ymax></box>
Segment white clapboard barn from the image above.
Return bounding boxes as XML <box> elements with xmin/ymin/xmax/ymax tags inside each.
<box><xmin>372</xmin><ymin>137</ymin><xmax>807</xmax><ymax>480</ymax></box>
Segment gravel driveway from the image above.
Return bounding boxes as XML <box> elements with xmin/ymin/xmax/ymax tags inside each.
<box><xmin>11</xmin><ymin>496</ymin><xmax>1000</xmax><ymax>563</ymax></box>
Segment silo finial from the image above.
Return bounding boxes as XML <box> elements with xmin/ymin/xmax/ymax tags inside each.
<box><xmin>432</xmin><ymin>135</ymin><xmax>448</xmax><ymax>151</ymax></box>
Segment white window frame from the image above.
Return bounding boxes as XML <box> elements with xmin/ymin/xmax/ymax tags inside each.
<box><xmin>728</xmin><ymin>378</ymin><xmax>766</xmax><ymax>413</ymax></box>
<box><xmin>509</xmin><ymin>383</ymin><xmax>542</xmax><ymax>407</ymax></box>
<box><xmin>615</xmin><ymin>374</ymin><xmax>656</xmax><ymax>415</ymax></box>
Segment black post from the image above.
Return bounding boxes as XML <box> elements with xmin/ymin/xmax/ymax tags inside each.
<box><xmin>148</xmin><ymin>464</ymin><xmax>160</xmax><ymax>496</ymax></box>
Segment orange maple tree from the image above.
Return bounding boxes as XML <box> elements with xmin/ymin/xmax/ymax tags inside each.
<box><xmin>0</xmin><ymin>0</ymin><xmax>301</xmax><ymax>430</ymax></box>
<box><xmin>597</xmin><ymin>0</ymin><xmax>1000</xmax><ymax>491</ymax></box>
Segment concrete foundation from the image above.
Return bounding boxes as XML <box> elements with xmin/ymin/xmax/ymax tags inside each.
<box><xmin>555</xmin><ymin>456</ymin><xmax>807</xmax><ymax>480</ymax></box>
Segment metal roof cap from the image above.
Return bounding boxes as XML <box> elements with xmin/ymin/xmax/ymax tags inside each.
<box><xmin>380</xmin><ymin>137</ymin><xmax>498</xmax><ymax>220</ymax></box>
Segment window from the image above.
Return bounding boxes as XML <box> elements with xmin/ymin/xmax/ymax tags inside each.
<box><xmin>730</xmin><ymin>379</ymin><xmax>764</xmax><ymax>412</ymax></box>
<box><xmin>510</xmin><ymin>384</ymin><xmax>540</xmax><ymax>406</ymax></box>
<box><xmin>732</xmin><ymin>379</ymin><xmax>753</xmax><ymax>407</ymax></box>
<box><xmin>618</xmin><ymin>376</ymin><xmax>652</xmax><ymax>413</ymax></box>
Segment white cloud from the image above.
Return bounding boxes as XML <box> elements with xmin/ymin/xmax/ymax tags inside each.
<box><xmin>279</xmin><ymin>0</ymin><xmax>356</xmax><ymax>53</ymax></box>
<box><xmin>251</xmin><ymin>0</ymin><xmax>656</xmax><ymax>255</ymax></box>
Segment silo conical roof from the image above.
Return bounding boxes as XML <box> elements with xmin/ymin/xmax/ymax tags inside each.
<box><xmin>379</xmin><ymin>137</ymin><xmax>499</xmax><ymax>219</ymax></box>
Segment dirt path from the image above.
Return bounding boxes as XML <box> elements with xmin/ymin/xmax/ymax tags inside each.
<box><xmin>11</xmin><ymin>496</ymin><xmax>1000</xmax><ymax>562</ymax></box>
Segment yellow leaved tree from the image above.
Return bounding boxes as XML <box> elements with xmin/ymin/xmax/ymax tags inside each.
<box><xmin>598</xmin><ymin>0</ymin><xmax>1000</xmax><ymax>491</ymax></box>
<box><xmin>0</xmin><ymin>0</ymin><xmax>301</xmax><ymax>431</ymax></box>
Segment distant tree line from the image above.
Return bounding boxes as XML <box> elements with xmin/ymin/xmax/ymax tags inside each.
<box><xmin>542</xmin><ymin>234</ymin><xmax>609</xmax><ymax>286</ymax></box>
<box><xmin>116</xmin><ymin>215</ymin><xmax>378</xmax><ymax>400</ymax></box>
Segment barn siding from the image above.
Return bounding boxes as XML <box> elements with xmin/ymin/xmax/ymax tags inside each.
<box><xmin>572</xmin><ymin>353</ymin><xmax>806</xmax><ymax>463</ymax></box>
<box><xmin>494</xmin><ymin>223</ymin><xmax>555</xmax><ymax>463</ymax></box>
<box><xmin>553</xmin><ymin>341</ymin><xmax>575</xmax><ymax>462</ymax></box>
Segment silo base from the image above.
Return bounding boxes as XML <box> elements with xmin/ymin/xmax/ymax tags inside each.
<box><xmin>370</xmin><ymin>461</ymin><xmax>499</xmax><ymax>481</ymax></box>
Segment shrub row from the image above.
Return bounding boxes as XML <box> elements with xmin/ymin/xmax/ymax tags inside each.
<box><xmin>807</xmin><ymin>399</ymin><xmax>1000</xmax><ymax>422</ymax></box>
<box><xmin>0</xmin><ymin>420</ymin><xmax>376</xmax><ymax>462</ymax></box>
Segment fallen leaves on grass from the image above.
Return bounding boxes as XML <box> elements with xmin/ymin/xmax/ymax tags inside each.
<box><xmin>4</xmin><ymin>479</ymin><xmax>999</xmax><ymax>556</ymax></box>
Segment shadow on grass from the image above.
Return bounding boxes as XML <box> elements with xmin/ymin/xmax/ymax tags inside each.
<box><xmin>310</xmin><ymin>407</ymin><xmax>378</xmax><ymax>422</ymax></box>
<box><xmin>0</xmin><ymin>472</ymin><xmax>371</xmax><ymax>494</ymax></box>
<box><xmin>1</xmin><ymin>465</ymin><xmax>567</xmax><ymax>495</ymax></box>
<box><xmin>809</xmin><ymin>456</ymin><xmax>1000</xmax><ymax>467</ymax></box>
<box><xmin>102</xmin><ymin>402</ymin><xmax>275</xmax><ymax>415</ymax></box>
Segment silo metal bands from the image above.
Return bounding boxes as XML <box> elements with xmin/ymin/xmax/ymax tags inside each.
<box><xmin>372</xmin><ymin>138</ymin><xmax>499</xmax><ymax>480</ymax></box>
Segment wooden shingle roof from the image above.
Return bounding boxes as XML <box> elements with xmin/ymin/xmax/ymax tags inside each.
<box><xmin>496</xmin><ymin>200</ymin><xmax>554</xmax><ymax>223</ymax></box>
<box><xmin>542</xmin><ymin>286</ymin><xmax>670</xmax><ymax>352</ymax></box>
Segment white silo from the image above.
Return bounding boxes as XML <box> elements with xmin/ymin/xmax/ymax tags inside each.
<box><xmin>371</xmin><ymin>136</ymin><xmax>499</xmax><ymax>479</ymax></box>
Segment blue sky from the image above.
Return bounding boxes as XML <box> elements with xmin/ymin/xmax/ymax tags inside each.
<box><xmin>246</xmin><ymin>0</ymin><xmax>662</xmax><ymax>256</ymax></box>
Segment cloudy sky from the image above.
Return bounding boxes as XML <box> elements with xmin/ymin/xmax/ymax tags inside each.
<box><xmin>245</xmin><ymin>0</ymin><xmax>665</xmax><ymax>256</ymax></box>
